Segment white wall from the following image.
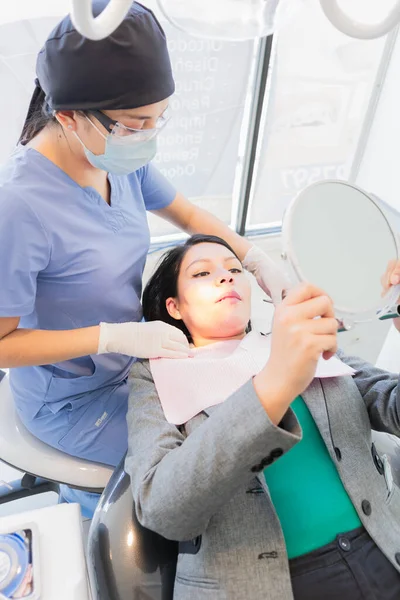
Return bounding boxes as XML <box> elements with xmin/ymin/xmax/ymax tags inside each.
<box><xmin>354</xmin><ymin>30</ymin><xmax>400</xmax><ymax>213</ymax></box>
<box><xmin>350</xmin><ymin>27</ymin><xmax>400</xmax><ymax>369</ymax></box>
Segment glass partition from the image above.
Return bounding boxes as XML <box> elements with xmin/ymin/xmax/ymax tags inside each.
<box><xmin>246</xmin><ymin>0</ymin><xmax>388</xmax><ymax>231</ymax></box>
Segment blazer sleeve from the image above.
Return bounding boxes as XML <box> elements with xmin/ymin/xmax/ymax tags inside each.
<box><xmin>338</xmin><ymin>349</ymin><xmax>400</xmax><ymax>435</ymax></box>
<box><xmin>125</xmin><ymin>359</ymin><xmax>301</xmax><ymax>541</ymax></box>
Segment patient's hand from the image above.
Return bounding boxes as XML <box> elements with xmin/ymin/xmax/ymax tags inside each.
<box><xmin>260</xmin><ymin>283</ymin><xmax>338</xmax><ymax>397</ymax></box>
<box><xmin>381</xmin><ymin>259</ymin><xmax>400</xmax><ymax>332</ymax></box>
<box><xmin>254</xmin><ymin>283</ymin><xmax>338</xmax><ymax>423</ymax></box>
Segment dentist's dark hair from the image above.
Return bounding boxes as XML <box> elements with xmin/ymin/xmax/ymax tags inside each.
<box><xmin>142</xmin><ymin>234</ymin><xmax>242</xmax><ymax>343</ymax></box>
<box><xmin>19</xmin><ymin>83</ymin><xmax>57</xmax><ymax>145</ymax></box>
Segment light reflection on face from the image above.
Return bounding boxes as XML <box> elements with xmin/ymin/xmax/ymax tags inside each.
<box><xmin>166</xmin><ymin>242</ymin><xmax>252</xmax><ymax>346</ymax></box>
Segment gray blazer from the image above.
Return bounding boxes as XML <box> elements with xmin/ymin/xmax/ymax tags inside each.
<box><xmin>125</xmin><ymin>350</ymin><xmax>400</xmax><ymax>600</ymax></box>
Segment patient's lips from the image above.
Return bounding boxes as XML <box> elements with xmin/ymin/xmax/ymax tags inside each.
<box><xmin>217</xmin><ymin>290</ymin><xmax>242</xmax><ymax>303</ymax></box>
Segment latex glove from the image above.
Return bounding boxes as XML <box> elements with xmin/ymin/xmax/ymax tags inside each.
<box><xmin>98</xmin><ymin>321</ymin><xmax>192</xmax><ymax>359</ymax></box>
<box><xmin>242</xmin><ymin>245</ymin><xmax>291</xmax><ymax>305</ymax></box>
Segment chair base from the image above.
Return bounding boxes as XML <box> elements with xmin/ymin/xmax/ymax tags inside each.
<box><xmin>0</xmin><ymin>474</ymin><xmax>59</xmax><ymax>505</ymax></box>
<box><xmin>0</xmin><ymin>455</ymin><xmax>106</xmax><ymax>495</ymax></box>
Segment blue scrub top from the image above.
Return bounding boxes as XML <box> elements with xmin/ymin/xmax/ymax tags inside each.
<box><xmin>0</xmin><ymin>147</ymin><xmax>176</xmax><ymax>421</ymax></box>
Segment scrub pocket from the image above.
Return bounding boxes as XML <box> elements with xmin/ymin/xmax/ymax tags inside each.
<box><xmin>44</xmin><ymin>360</ymin><xmax>98</xmax><ymax>412</ymax></box>
<box><xmin>57</xmin><ymin>383</ymin><xmax>129</xmax><ymax>466</ymax></box>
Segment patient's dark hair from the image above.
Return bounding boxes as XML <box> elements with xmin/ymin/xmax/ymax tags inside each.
<box><xmin>142</xmin><ymin>234</ymin><xmax>243</xmax><ymax>342</ymax></box>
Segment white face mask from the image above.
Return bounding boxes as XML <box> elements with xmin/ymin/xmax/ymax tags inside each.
<box><xmin>74</xmin><ymin>117</ymin><xmax>158</xmax><ymax>175</ymax></box>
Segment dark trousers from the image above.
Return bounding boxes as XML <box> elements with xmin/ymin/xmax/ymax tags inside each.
<box><xmin>289</xmin><ymin>527</ymin><xmax>400</xmax><ymax>600</ymax></box>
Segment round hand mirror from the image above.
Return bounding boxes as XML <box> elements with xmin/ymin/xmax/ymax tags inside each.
<box><xmin>281</xmin><ymin>180</ymin><xmax>400</xmax><ymax>330</ymax></box>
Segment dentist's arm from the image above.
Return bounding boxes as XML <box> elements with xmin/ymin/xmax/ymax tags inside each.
<box><xmin>0</xmin><ymin>317</ymin><xmax>191</xmax><ymax>368</ymax></box>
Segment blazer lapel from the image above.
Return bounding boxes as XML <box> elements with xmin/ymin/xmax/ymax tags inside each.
<box><xmin>301</xmin><ymin>379</ymin><xmax>336</xmax><ymax>460</ymax></box>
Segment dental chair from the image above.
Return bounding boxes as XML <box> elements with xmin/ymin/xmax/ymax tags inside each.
<box><xmin>0</xmin><ymin>372</ymin><xmax>113</xmax><ymax>505</ymax></box>
<box><xmin>0</xmin><ymin>369</ymin><xmax>176</xmax><ymax>598</ymax></box>
<box><xmin>87</xmin><ymin>454</ymin><xmax>178</xmax><ymax>600</ymax></box>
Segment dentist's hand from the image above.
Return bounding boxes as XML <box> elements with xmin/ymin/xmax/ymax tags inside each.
<box><xmin>97</xmin><ymin>321</ymin><xmax>192</xmax><ymax>359</ymax></box>
<box><xmin>254</xmin><ymin>284</ymin><xmax>338</xmax><ymax>422</ymax></box>
<box><xmin>242</xmin><ymin>245</ymin><xmax>291</xmax><ymax>306</ymax></box>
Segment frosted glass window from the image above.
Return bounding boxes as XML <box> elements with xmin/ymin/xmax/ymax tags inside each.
<box><xmin>246</xmin><ymin>0</ymin><xmax>387</xmax><ymax>229</ymax></box>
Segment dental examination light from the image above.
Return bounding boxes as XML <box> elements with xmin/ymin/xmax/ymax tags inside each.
<box><xmin>70</xmin><ymin>0</ymin><xmax>400</xmax><ymax>41</ymax></box>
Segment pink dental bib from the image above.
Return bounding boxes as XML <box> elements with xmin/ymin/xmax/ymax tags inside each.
<box><xmin>149</xmin><ymin>331</ymin><xmax>355</xmax><ymax>425</ymax></box>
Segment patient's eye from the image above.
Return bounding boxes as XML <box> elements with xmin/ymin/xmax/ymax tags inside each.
<box><xmin>230</xmin><ymin>268</ymin><xmax>242</xmax><ymax>273</ymax></box>
<box><xmin>193</xmin><ymin>271</ymin><xmax>210</xmax><ymax>278</ymax></box>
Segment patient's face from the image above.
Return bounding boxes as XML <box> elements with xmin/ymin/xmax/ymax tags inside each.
<box><xmin>167</xmin><ymin>242</ymin><xmax>252</xmax><ymax>345</ymax></box>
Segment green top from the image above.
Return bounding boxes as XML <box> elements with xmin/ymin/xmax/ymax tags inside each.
<box><xmin>263</xmin><ymin>396</ymin><xmax>362</xmax><ymax>559</ymax></box>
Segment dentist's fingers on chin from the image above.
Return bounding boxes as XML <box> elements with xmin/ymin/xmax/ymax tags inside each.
<box><xmin>168</xmin><ymin>328</ymin><xmax>191</xmax><ymax>345</ymax></box>
<box><xmin>164</xmin><ymin>339</ymin><xmax>193</xmax><ymax>354</ymax></box>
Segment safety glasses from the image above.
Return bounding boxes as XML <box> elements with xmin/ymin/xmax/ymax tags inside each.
<box><xmin>86</xmin><ymin>107</ymin><xmax>171</xmax><ymax>142</ymax></box>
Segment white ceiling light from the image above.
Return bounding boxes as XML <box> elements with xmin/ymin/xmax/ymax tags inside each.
<box><xmin>68</xmin><ymin>0</ymin><xmax>400</xmax><ymax>42</ymax></box>
<box><xmin>70</xmin><ymin>0</ymin><xmax>132</xmax><ymax>41</ymax></box>
<box><xmin>319</xmin><ymin>0</ymin><xmax>400</xmax><ymax>40</ymax></box>
<box><xmin>155</xmin><ymin>0</ymin><xmax>297</xmax><ymax>40</ymax></box>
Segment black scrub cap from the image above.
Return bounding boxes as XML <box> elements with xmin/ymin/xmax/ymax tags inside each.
<box><xmin>34</xmin><ymin>0</ymin><xmax>175</xmax><ymax>111</ymax></box>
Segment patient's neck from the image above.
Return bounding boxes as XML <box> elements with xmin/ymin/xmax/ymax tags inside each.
<box><xmin>191</xmin><ymin>330</ymin><xmax>247</xmax><ymax>348</ymax></box>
